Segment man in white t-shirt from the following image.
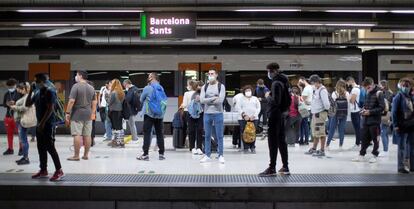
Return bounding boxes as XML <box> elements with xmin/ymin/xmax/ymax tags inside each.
<box><xmin>346</xmin><ymin>76</ymin><xmax>361</xmax><ymax>149</ymax></box>
<box><xmin>99</xmin><ymin>81</ymin><xmax>112</xmax><ymax>141</ymax></box>
<box><xmin>298</xmin><ymin>77</ymin><xmax>313</xmax><ymax>145</ymax></box>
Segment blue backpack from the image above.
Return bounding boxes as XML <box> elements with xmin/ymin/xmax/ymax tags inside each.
<box><xmin>147</xmin><ymin>83</ymin><xmax>167</xmax><ymax>118</ymax></box>
<box><xmin>188</xmin><ymin>99</ymin><xmax>202</xmax><ymax>119</ymax></box>
<box><xmin>358</xmin><ymin>87</ymin><xmax>366</xmax><ymax>109</ymax></box>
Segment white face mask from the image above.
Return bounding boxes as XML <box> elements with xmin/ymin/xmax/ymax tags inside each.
<box><xmin>8</xmin><ymin>88</ymin><xmax>15</xmax><ymax>93</ymax></box>
<box><xmin>208</xmin><ymin>75</ymin><xmax>216</xmax><ymax>82</ymax></box>
<box><xmin>75</xmin><ymin>75</ymin><xmax>80</xmax><ymax>83</ymax></box>
<box><xmin>245</xmin><ymin>91</ymin><xmax>252</xmax><ymax>97</ymax></box>
<box><xmin>187</xmin><ymin>86</ymin><xmax>192</xmax><ymax>91</ymax></box>
<box><xmin>267</xmin><ymin>72</ymin><xmax>274</xmax><ymax>80</ymax></box>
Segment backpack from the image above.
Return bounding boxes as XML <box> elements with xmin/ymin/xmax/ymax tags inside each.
<box><xmin>147</xmin><ymin>83</ymin><xmax>168</xmax><ymax>118</ymax></box>
<box><xmin>358</xmin><ymin>87</ymin><xmax>366</xmax><ymax>109</ymax></box>
<box><xmin>376</xmin><ymin>91</ymin><xmax>390</xmax><ymax>124</ymax></box>
<box><xmin>130</xmin><ymin>88</ymin><xmax>142</xmax><ymax>115</ymax></box>
<box><xmin>242</xmin><ymin>121</ymin><xmax>256</xmax><ymax>143</ymax></box>
<box><xmin>54</xmin><ymin>95</ymin><xmax>65</xmax><ymax>125</ymax></box>
<box><xmin>273</xmin><ymin>80</ymin><xmax>291</xmax><ymax>113</ymax></box>
<box><xmin>335</xmin><ymin>94</ymin><xmax>348</xmax><ymax>119</ymax></box>
<box><xmin>188</xmin><ymin>99</ymin><xmax>202</xmax><ymax>119</ymax></box>
<box><xmin>121</xmin><ymin>99</ymin><xmax>132</xmax><ymax>120</ymax></box>
<box><xmin>172</xmin><ymin>110</ymin><xmax>184</xmax><ymax>128</ymax></box>
<box><xmin>328</xmin><ymin>93</ymin><xmax>336</xmax><ymax>117</ymax></box>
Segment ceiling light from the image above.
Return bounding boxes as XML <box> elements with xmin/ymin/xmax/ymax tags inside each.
<box><xmin>17</xmin><ymin>9</ymin><xmax>79</xmax><ymax>13</ymax></box>
<box><xmin>272</xmin><ymin>23</ymin><xmax>323</xmax><ymax>26</ymax></box>
<box><xmin>72</xmin><ymin>23</ymin><xmax>124</xmax><ymax>26</ymax></box>
<box><xmin>391</xmin><ymin>31</ymin><xmax>414</xmax><ymax>34</ymax></box>
<box><xmin>235</xmin><ymin>9</ymin><xmax>300</xmax><ymax>12</ymax></box>
<box><xmin>325</xmin><ymin>10</ymin><xmax>388</xmax><ymax>13</ymax></box>
<box><xmin>20</xmin><ymin>23</ymin><xmax>71</xmax><ymax>27</ymax></box>
<box><xmin>197</xmin><ymin>23</ymin><xmax>250</xmax><ymax>26</ymax></box>
<box><xmin>390</xmin><ymin>10</ymin><xmax>414</xmax><ymax>13</ymax></box>
<box><xmin>82</xmin><ymin>10</ymin><xmax>143</xmax><ymax>13</ymax></box>
<box><xmin>325</xmin><ymin>23</ymin><xmax>376</xmax><ymax>27</ymax></box>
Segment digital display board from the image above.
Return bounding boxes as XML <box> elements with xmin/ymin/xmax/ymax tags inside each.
<box><xmin>140</xmin><ymin>13</ymin><xmax>197</xmax><ymax>39</ymax></box>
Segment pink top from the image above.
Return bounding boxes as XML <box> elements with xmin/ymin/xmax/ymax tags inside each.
<box><xmin>289</xmin><ymin>95</ymin><xmax>299</xmax><ymax>117</ymax></box>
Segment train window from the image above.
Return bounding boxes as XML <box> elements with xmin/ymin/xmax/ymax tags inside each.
<box><xmin>86</xmin><ymin>71</ymin><xmax>175</xmax><ymax>97</ymax></box>
<box><xmin>390</xmin><ymin>60</ymin><xmax>413</xmax><ymax>65</ymax></box>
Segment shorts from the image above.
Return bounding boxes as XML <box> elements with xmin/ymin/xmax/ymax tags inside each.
<box><xmin>70</xmin><ymin>120</ymin><xmax>93</xmax><ymax>137</ymax></box>
<box><xmin>311</xmin><ymin>111</ymin><xmax>328</xmax><ymax>138</ymax></box>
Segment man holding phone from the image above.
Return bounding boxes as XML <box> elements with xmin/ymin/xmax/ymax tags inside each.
<box><xmin>352</xmin><ymin>77</ymin><xmax>385</xmax><ymax>163</ymax></box>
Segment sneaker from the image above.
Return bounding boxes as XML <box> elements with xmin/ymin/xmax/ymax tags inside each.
<box><xmin>369</xmin><ymin>156</ymin><xmax>377</xmax><ymax>163</ymax></box>
<box><xmin>304</xmin><ymin>148</ymin><xmax>316</xmax><ymax>155</ymax></box>
<box><xmin>243</xmin><ymin>149</ymin><xmax>249</xmax><ymax>154</ymax></box>
<box><xmin>258</xmin><ymin>167</ymin><xmax>277</xmax><ymax>177</ymax></box>
<box><xmin>325</xmin><ymin>146</ymin><xmax>330</xmax><ymax>151</ymax></box>
<box><xmin>200</xmin><ymin>155</ymin><xmax>212</xmax><ymax>163</ymax></box>
<box><xmin>49</xmin><ymin>169</ymin><xmax>64</xmax><ymax>181</ymax></box>
<box><xmin>218</xmin><ymin>156</ymin><xmax>225</xmax><ymax>164</ymax></box>
<box><xmin>196</xmin><ymin>148</ymin><xmax>203</xmax><ymax>155</ymax></box>
<box><xmin>378</xmin><ymin>152</ymin><xmax>388</xmax><ymax>157</ymax></box>
<box><xmin>398</xmin><ymin>169</ymin><xmax>410</xmax><ymax>174</ymax></box>
<box><xmin>16</xmin><ymin>158</ymin><xmax>30</xmax><ymax>165</ymax></box>
<box><xmin>232</xmin><ymin>145</ymin><xmax>237</xmax><ymax>149</ymax></box>
<box><xmin>278</xmin><ymin>167</ymin><xmax>291</xmax><ymax>175</ymax></box>
<box><xmin>159</xmin><ymin>154</ymin><xmax>166</xmax><ymax>161</ymax></box>
<box><xmin>32</xmin><ymin>170</ymin><xmax>48</xmax><ymax>179</ymax></box>
<box><xmin>137</xmin><ymin>154</ymin><xmax>149</xmax><ymax>161</ymax></box>
<box><xmin>18</xmin><ymin>149</ymin><xmax>23</xmax><ymax>156</ymax></box>
<box><xmin>312</xmin><ymin>150</ymin><xmax>325</xmax><ymax>157</ymax></box>
<box><xmin>350</xmin><ymin>145</ymin><xmax>360</xmax><ymax>151</ymax></box>
<box><xmin>338</xmin><ymin>146</ymin><xmax>343</xmax><ymax>152</ymax></box>
<box><xmin>251</xmin><ymin>149</ymin><xmax>256</xmax><ymax>154</ymax></box>
<box><xmin>191</xmin><ymin>149</ymin><xmax>198</xmax><ymax>155</ymax></box>
<box><xmin>3</xmin><ymin>149</ymin><xmax>14</xmax><ymax>155</ymax></box>
<box><xmin>352</xmin><ymin>155</ymin><xmax>365</xmax><ymax>162</ymax></box>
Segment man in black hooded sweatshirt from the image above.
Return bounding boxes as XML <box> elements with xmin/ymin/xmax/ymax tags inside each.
<box><xmin>259</xmin><ymin>62</ymin><xmax>291</xmax><ymax>177</ymax></box>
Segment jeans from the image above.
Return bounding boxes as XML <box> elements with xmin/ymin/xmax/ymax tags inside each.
<box><xmin>142</xmin><ymin>115</ymin><xmax>165</xmax><ymax>156</ymax></box>
<box><xmin>128</xmin><ymin>115</ymin><xmax>138</xmax><ymax>141</ymax></box>
<box><xmin>239</xmin><ymin>120</ymin><xmax>257</xmax><ymax>150</ymax></box>
<box><xmin>30</xmin><ymin>127</ymin><xmax>36</xmax><ymax>139</ymax></box>
<box><xmin>380</xmin><ymin>123</ymin><xmax>390</xmax><ymax>152</ymax></box>
<box><xmin>300</xmin><ymin>116</ymin><xmax>310</xmax><ymax>144</ymax></box>
<box><xmin>360</xmin><ymin>124</ymin><xmax>380</xmax><ymax>157</ymax></box>
<box><xmin>37</xmin><ymin>123</ymin><xmax>61</xmax><ymax>171</ymax></box>
<box><xmin>188</xmin><ymin>116</ymin><xmax>203</xmax><ymax>151</ymax></box>
<box><xmin>203</xmin><ymin>113</ymin><xmax>224</xmax><ymax>157</ymax></box>
<box><xmin>351</xmin><ymin>112</ymin><xmax>362</xmax><ymax>145</ymax></box>
<box><xmin>104</xmin><ymin>114</ymin><xmax>112</xmax><ymax>139</ymax></box>
<box><xmin>18</xmin><ymin>123</ymin><xmax>29</xmax><ymax>158</ymax></box>
<box><xmin>268</xmin><ymin>111</ymin><xmax>288</xmax><ymax>169</ymax></box>
<box><xmin>397</xmin><ymin>132</ymin><xmax>414</xmax><ymax>170</ymax></box>
<box><xmin>327</xmin><ymin>116</ymin><xmax>347</xmax><ymax>147</ymax></box>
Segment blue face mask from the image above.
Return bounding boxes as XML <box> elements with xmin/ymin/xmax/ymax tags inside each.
<box><xmin>401</xmin><ymin>87</ymin><xmax>410</xmax><ymax>94</ymax></box>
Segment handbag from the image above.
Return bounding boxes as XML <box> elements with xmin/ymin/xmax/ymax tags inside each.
<box><xmin>20</xmin><ymin>105</ymin><xmax>37</xmax><ymax>128</ymax></box>
<box><xmin>243</xmin><ymin>121</ymin><xmax>256</xmax><ymax>143</ymax></box>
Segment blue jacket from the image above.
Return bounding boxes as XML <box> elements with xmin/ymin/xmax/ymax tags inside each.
<box><xmin>392</xmin><ymin>91</ymin><xmax>414</xmax><ymax>132</ymax></box>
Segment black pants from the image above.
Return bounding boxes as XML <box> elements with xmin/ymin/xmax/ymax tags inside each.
<box><xmin>267</xmin><ymin>111</ymin><xmax>288</xmax><ymax>169</ymax></box>
<box><xmin>142</xmin><ymin>115</ymin><xmax>165</xmax><ymax>155</ymax></box>
<box><xmin>182</xmin><ymin>111</ymin><xmax>189</xmax><ymax>146</ymax></box>
<box><xmin>188</xmin><ymin>116</ymin><xmax>203</xmax><ymax>151</ymax></box>
<box><xmin>109</xmin><ymin>111</ymin><xmax>123</xmax><ymax>130</ymax></box>
<box><xmin>232</xmin><ymin>126</ymin><xmax>241</xmax><ymax>147</ymax></box>
<box><xmin>258</xmin><ymin>103</ymin><xmax>268</xmax><ymax>125</ymax></box>
<box><xmin>36</xmin><ymin>124</ymin><xmax>61</xmax><ymax>172</ymax></box>
<box><xmin>360</xmin><ymin>124</ymin><xmax>380</xmax><ymax>156</ymax></box>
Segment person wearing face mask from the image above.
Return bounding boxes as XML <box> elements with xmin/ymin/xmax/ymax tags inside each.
<box><xmin>137</xmin><ymin>73</ymin><xmax>167</xmax><ymax>161</ymax></box>
<box><xmin>392</xmin><ymin>78</ymin><xmax>414</xmax><ymax>173</ymax></box>
<box><xmin>346</xmin><ymin>76</ymin><xmax>363</xmax><ymax>150</ymax></box>
<box><xmin>254</xmin><ymin>79</ymin><xmax>270</xmax><ymax>126</ymax></box>
<box><xmin>304</xmin><ymin>75</ymin><xmax>330</xmax><ymax>157</ymax></box>
<box><xmin>298</xmin><ymin>77</ymin><xmax>312</xmax><ymax>145</ymax></box>
<box><xmin>179</xmin><ymin>80</ymin><xmax>197</xmax><ymax>150</ymax></box>
<box><xmin>352</xmin><ymin>77</ymin><xmax>385</xmax><ymax>163</ymax></box>
<box><xmin>237</xmin><ymin>85</ymin><xmax>261</xmax><ymax>153</ymax></box>
<box><xmin>123</xmin><ymin>79</ymin><xmax>140</xmax><ymax>142</ymax></box>
<box><xmin>378</xmin><ymin>80</ymin><xmax>394</xmax><ymax>157</ymax></box>
<box><xmin>199</xmin><ymin>69</ymin><xmax>226</xmax><ymax>164</ymax></box>
<box><xmin>65</xmin><ymin>71</ymin><xmax>97</xmax><ymax>161</ymax></box>
<box><xmin>259</xmin><ymin>62</ymin><xmax>291</xmax><ymax>176</ymax></box>
<box><xmin>3</xmin><ymin>78</ymin><xmax>22</xmax><ymax>155</ymax></box>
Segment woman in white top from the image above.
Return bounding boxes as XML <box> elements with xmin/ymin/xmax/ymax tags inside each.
<box><xmin>327</xmin><ymin>79</ymin><xmax>350</xmax><ymax>149</ymax></box>
<box><xmin>180</xmin><ymin>80</ymin><xmax>198</xmax><ymax>153</ymax></box>
<box><xmin>11</xmin><ymin>82</ymin><xmax>36</xmax><ymax>165</ymax></box>
<box><xmin>237</xmin><ymin>85</ymin><xmax>261</xmax><ymax>153</ymax></box>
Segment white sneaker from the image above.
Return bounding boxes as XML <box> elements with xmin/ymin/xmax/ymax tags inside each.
<box><xmin>352</xmin><ymin>155</ymin><xmax>365</xmax><ymax>162</ymax></box>
<box><xmin>378</xmin><ymin>152</ymin><xmax>388</xmax><ymax>157</ymax></box>
<box><xmin>200</xmin><ymin>155</ymin><xmax>212</xmax><ymax>163</ymax></box>
<box><xmin>196</xmin><ymin>148</ymin><xmax>203</xmax><ymax>155</ymax></box>
<box><xmin>338</xmin><ymin>146</ymin><xmax>343</xmax><ymax>152</ymax></box>
<box><xmin>232</xmin><ymin>145</ymin><xmax>237</xmax><ymax>149</ymax></box>
<box><xmin>369</xmin><ymin>156</ymin><xmax>378</xmax><ymax>163</ymax></box>
<box><xmin>325</xmin><ymin>146</ymin><xmax>330</xmax><ymax>151</ymax></box>
<box><xmin>218</xmin><ymin>156</ymin><xmax>225</xmax><ymax>164</ymax></box>
<box><xmin>350</xmin><ymin>145</ymin><xmax>360</xmax><ymax>151</ymax></box>
<box><xmin>191</xmin><ymin>149</ymin><xmax>197</xmax><ymax>155</ymax></box>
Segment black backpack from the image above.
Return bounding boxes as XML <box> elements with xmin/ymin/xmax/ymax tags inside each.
<box><xmin>121</xmin><ymin>99</ymin><xmax>132</xmax><ymax>120</ymax></box>
<box><xmin>130</xmin><ymin>88</ymin><xmax>142</xmax><ymax>115</ymax></box>
<box><xmin>335</xmin><ymin>93</ymin><xmax>348</xmax><ymax>119</ymax></box>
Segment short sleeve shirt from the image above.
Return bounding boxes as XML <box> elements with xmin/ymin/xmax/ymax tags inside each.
<box><xmin>301</xmin><ymin>85</ymin><xmax>313</xmax><ymax>110</ymax></box>
<box><xmin>350</xmin><ymin>86</ymin><xmax>361</xmax><ymax>113</ymax></box>
<box><xmin>69</xmin><ymin>82</ymin><xmax>96</xmax><ymax>121</ymax></box>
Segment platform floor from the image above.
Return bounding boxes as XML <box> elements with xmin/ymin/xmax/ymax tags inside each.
<box><xmin>0</xmin><ymin>134</ymin><xmax>399</xmax><ymax>175</ymax></box>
